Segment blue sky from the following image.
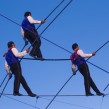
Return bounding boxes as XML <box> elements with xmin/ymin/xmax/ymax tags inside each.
<box><xmin>0</xmin><ymin>0</ymin><xmax>109</xmax><ymax>109</ymax></box>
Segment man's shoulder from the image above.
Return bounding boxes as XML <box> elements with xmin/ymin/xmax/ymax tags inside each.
<box><xmin>77</xmin><ymin>49</ymin><xmax>83</xmax><ymax>53</ymax></box>
<box><xmin>11</xmin><ymin>47</ymin><xmax>17</xmax><ymax>52</ymax></box>
<box><xmin>70</xmin><ymin>52</ymin><xmax>75</xmax><ymax>58</ymax></box>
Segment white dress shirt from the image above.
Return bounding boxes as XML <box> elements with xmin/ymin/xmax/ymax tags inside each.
<box><xmin>77</xmin><ymin>49</ymin><xmax>92</xmax><ymax>58</ymax></box>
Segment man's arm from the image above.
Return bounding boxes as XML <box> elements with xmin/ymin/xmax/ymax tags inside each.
<box><xmin>77</xmin><ymin>49</ymin><xmax>93</xmax><ymax>58</ymax></box>
<box><xmin>11</xmin><ymin>48</ymin><xmax>29</xmax><ymax>57</ymax></box>
<box><xmin>5</xmin><ymin>61</ymin><xmax>12</xmax><ymax>79</ymax></box>
<box><xmin>21</xmin><ymin>27</ymin><xmax>24</xmax><ymax>38</ymax></box>
<box><xmin>72</xmin><ymin>64</ymin><xmax>76</xmax><ymax>72</ymax></box>
<box><xmin>21</xmin><ymin>27</ymin><xmax>28</xmax><ymax>46</ymax></box>
<box><xmin>70</xmin><ymin>55</ymin><xmax>77</xmax><ymax>75</ymax></box>
<box><xmin>27</xmin><ymin>16</ymin><xmax>44</xmax><ymax>24</ymax></box>
<box><xmin>5</xmin><ymin>61</ymin><xmax>10</xmax><ymax>73</ymax></box>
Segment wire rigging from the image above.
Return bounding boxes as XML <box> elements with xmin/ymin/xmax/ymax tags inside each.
<box><xmin>0</xmin><ymin>13</ymin><xmax>21</xmax><ymax>26</ymax></box>
<box><xmin>40</xmin><ymin>0</ymin><xmax>73</xmax><ymax>36</ymax></box>
<box><xmin>41</xmin><ymin>37</ymin><xmax>72</xmax><ymax>53</ymax></box>
<box><xmin>35</xmin><ymin>97</ymin><xmax>39</xmax><ymax>109</ymax></box>
<box><xmin>0</xmin><ymin>0</ymin><xmax>69</xmax><ymax>98</ymax></box>
<box><xmin>99</xmin><ymin>96</ymin><xmax>104</xmax><ymax>109</ymax></box>
<box><xmin>4</xmin><ymin>95</ymin><xmax>41</xmax><ymax>109</ymax></box>
<box><xmin>19</xmin><ymin>57</ymin><xmax>109</xmax><ymax>73</ymax></box>
<box><xmin>36</xmin><ymin>0</ymin><xmax>65</xmax><ymax>30</ymax></box>
<box><xmin>20</xmin><ymin>0</ymin><xmax>73</xmax><ymax>61</ymax></box>
<box><xmin>0</xmin><ymin>0</ymin><xmax>72</xmax><ymax>54</ymax></box>
<box><xmin>103</xmin><ymin>84</ymin><xmax>109</xmax><ymax>91</ymax></box>
<box><xmin>2</xmin><ymin>93</ymin><xmax>109</xmax><ymax>97</ymax></box>
<box><xmin>0</xmin><ymin>1</ymin><xmax>76</xmax><ymax>108</ymax></box>
<box><xmin>2</xmin><ymin>94</ymin><xmax>97</xmax><ymax>109</ymax></box>
<box><xmin>87</xmin><ymin>61</ymin><xmax>109</xmax><ymax>74</ymax></box>
<box><xmin>0</xmin><ymin>74</ymin><xmax>8</xmax><ymax>88</ymax></box>
<box><xmin>39</xmin><ymin>96</ymin><xmax>94</xmax><ymax>109</ymax></box>
<box><xmin>22</xmin><ymin>0</ymin><xmax>73</xmax><ymax>56</ymax></box>
<box><xmin>44</xmin><ymin>40</ymin><xmax>109</xmax><ymax>109</ymax></box>
<box><xmin>0</xmin><ymin>0</ymin><xmax>65</xmax><ymax>31</ymax></box>
<box><xmin>0</xmin><ymin>77</ymin><xmax>10</xmax><ymax>98</ymax></box>
<box><xmin>0</xmin><ymin>0</ymin><xmax>109</xmax><ymax>109</ymax></box>
<box><xmin>1</xmin><ymin>93</ymin><xmax>108</xmax><ymax>109</ymax></box>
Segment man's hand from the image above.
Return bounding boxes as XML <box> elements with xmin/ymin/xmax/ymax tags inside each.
<box><xmin>72</xmin><ymin>68</ymin><xmax>76</xmax><ymax>75</ymax></box>
<box><xmin>8</xmin><ymin>73</ymin><xmax>12</xmax><ymax>80</ymax></box>
<box><xmin>23</xmin><ymin>38</ymin><xmax>28</xmax><ymax>46</ymax></box>
<box><xmin>26</xmin><ymin>47</ymin><xmax>30</xmax><ymax>53</ymax></box>
<box><xmin>25</xmin><ymin>40</ymin><xmax>28</xmax><ymax>46</ymax></box>
<box><xmin>92</xmin><ymin>52</ymin><xmax>96</xmax><ymax>56</ymax></box>
<box><xmin>41</xmin><ymin>19</ymin><xmax>45</xmax><ymax>24</ymax></box>
<box><xmin>73</xmin><ymin>72</ymin><xmax>76</xmax><ymax>75</ymax></box>
<box><xmin>72</xmin><ymin>64</ymin><xmax>76</xmax><ymax>75</ymax></box>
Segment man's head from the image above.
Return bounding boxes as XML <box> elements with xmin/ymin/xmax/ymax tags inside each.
<box><xmin>24</xmin><ymin>11</ymin><xmax>31</xmax><ymax>17</ymax></box>
<box><xmin>72</xmin><ymin>43</ymin><xmax>79</xmax><ymax>51</ymax></box>
<box><xmin>7</xmin><ymin>41</ymin><xmax>15</xmax><ymax>48</ymax></box>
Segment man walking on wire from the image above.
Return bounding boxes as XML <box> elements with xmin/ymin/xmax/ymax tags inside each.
<box><xmin>21</xmin><ymin>11</ymin><xmax>45</xmax><ymax>59</ymax></box>
<box><xmin>5</xmin><ymin>41</ymin><xmax>36</xmax><ymax>97</ymax></box>
<box><xmin>70</xmin><ymin>43</ymin><xmax>104</xmax><ymax>96</ymax></box>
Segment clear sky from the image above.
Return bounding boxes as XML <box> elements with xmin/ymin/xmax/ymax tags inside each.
<box><xmin>0</xmin><ymin>0</ymin><xmax>109</xmax><ymax>109</ymax></box>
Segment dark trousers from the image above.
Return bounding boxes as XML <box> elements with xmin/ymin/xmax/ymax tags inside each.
<box><xmin>10</xmin><ymin>63</ymin><xmax>32</xmax><ymax>94</ymax></box>
<box><xmin>24</xmin><ymin>29</ymin><xmax>42</xmax><ymax>58</ymax></box>
<box><xmin>78</xmin><ymin>63</ymin><xmax>100</xmax><ymax>94</ymax></box>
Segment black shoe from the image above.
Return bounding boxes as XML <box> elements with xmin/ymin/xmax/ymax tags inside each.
<box><xmin>37</xmin><ymin>57</ymin><xmax>45</xmax><ymax>61</ymax></box>
<box><xmin>13</xmin><ymin>92</ymin><xmax>23</xmax><ymax>96</ymax></box>
<box><xmin>30</xmin><ymin>54</ymin><xmax>44</xmax><ymax>60</ymax></box>
<box><xmin>28</xmin><ymin>93</ymin><xmax>37</xmax><ymax>97</ymax></box>
<box><xmin>32</xmin><ymin>56</ymin><xmax>37</xmax><ymax>59</ymax></box>
<box><xmin>32</xmin><ymin>56</ymin><xmax>44</xmax><ymax>61</ymax></box>
<box><xmin>86</xmin><ymin>93</ymin><xmax>94</xmax><ymax>96</ymax></box>
<box><xmin>96</xmin><ymin>92</ymin><xmax>104</xmax><ymax>96</ymax></box>
<box><xmin>29</xmin><ymin>54</ymin><xmax>36</xmax><ymax>59</ymax></box>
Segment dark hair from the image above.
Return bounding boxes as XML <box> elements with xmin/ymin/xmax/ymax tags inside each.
<box><xmin>24</xmin><ymin>11</ymin><xmax>31</xmax><ymax>17</ymax></box>
<box><xmin>7</xmin><ymin>41</ymin><xmax>14</xmax><ymax>48</ymax></box>
<box><xmin>72</xmin><ymin>43</ymin><xmax>78</xmax><ymax>50</ymax></box>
